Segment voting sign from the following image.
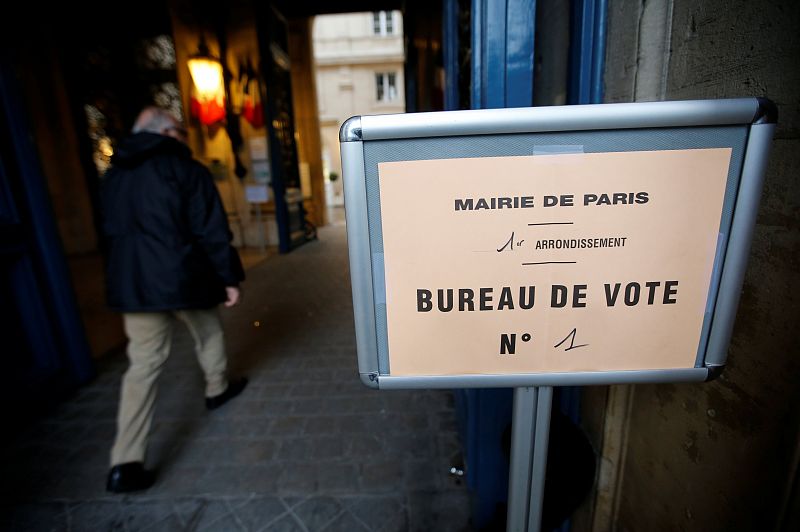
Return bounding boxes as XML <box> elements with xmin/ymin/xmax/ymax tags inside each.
<box><xmin>340</xmin><ymin>99</ymin><xmax>775</xmax><ymax>389</ymax></box>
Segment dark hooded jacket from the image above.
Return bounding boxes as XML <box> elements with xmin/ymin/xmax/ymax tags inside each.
<box><xmin>102</xmin><ymin>132</ymin><xmax>244</xmax><ymax>312</ymax></box>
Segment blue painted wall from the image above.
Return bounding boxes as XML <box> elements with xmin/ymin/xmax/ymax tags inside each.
<box><xmin>0</xmin><ymin>61</ymin><xmax>94</xmax><ymax>414</ymax></box>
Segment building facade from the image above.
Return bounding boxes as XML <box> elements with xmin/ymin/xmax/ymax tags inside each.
<box><xmin>312</xmin><ymin>11</ymin><xmax>405</xmax><ymax>207</ymax></box>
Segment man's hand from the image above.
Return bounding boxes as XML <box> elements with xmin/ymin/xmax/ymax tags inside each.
<box><xmin>224</xmin><ymin>286</ymin><xmax>241</xmax><ymax>307</ymax></box>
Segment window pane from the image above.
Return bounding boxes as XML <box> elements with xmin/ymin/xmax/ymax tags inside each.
<box><xmin>385</xmin><ymin>12</ymin><xmax>394</xmax><ymax>34</ymax></box>
<box><xmin>387</xmin><ymin>73</ymin><xmax>397</xmax><ymax>101</ymax></box>
<box><xmin>373</xmin><ymin>12</ymin><xmax>382</xmax><ymax>34</ymax></box>
<box><xmin>376</xmin><ymin>73</ymin><xmax>384</xmax><ymax>101</ymax></box>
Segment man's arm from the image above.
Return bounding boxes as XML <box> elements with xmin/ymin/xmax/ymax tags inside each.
<box><xmin>185</xmin><ymin>162</ymin><xmax>245</xmax><ymax>293</ymax></box>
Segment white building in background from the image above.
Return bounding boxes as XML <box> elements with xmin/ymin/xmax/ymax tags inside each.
<box><xmin>312</xmin><ymin>11</ymin><xmax>405</xmax><ymax>207</ymax></box>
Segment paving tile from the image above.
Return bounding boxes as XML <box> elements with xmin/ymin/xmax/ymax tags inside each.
<box><xmin>320</xmin><ymin>397</ymin><xmax>363</xmax><ymax>416</ymax></box>
<box><xmin>319</xmin><ymin>510</ymin><xmax>369</xmax><ymax>532</ymax></box>
<box><xmin>48</xmin><ymin>467</ymin><xmax>110</xmax><ymax>499</ymax></box>
<box><xmin>293</xmin><ymin>496</ymin><xmax>343</xmax><ymax>530</ymax></box>
<box><xmin>292</xmin><ymin>398</ymin><xmax>326</xmax><ymax>415</ymax></box>
<box><xmin>229</xmin><ymin>496</ymin><xmax>287</xmax><ymax>531</ymax></box>
<box><xmin>215</xmin><ymin>465</ymin><xmax>282</xmax><ymax>493</ymax></box>
<box><xmin>302</xmin><ymin>416</ymin><xmax>337</xmax><ymax>435</ymax></box>
<box><xmin>72</xmin><ymin>387</ymin><xmax>110</xmax><ymax>403</ymax></box>
<box><xmin>263</xmin><ymin>513</ymin><xmax>305</xmax><ymax>532</ymax></box>
<box><xmin>315</xmin><ymin>464</ymin><xmax>359</xmax><ymax>493</ymax></box>
<box><xmin>281</xmin><ymin>497</ymin><xmax>306</xmax><ymax>509</ymax></box>
<box><xmin>229</xmin><ymin>440</ymin><xmax>278</xmax><ymax>464</ymax></box>
<box><xmin>192</xmin><ymin>418</ymin><xmax>250</xmax><ymax>439</ymax></box>
<box><xmin>0</xmin><ymin>502</ymin><xmax>68</xmax><ymax>532</ymax></box>
<box><xmin>198</xmin><ymin>511</ymin><xmax>243</xmax><ymax>531</ymax></box>
<box><xmin>55</xmin><ymin>402</ymin><xmax>96</xmax><ymax>423</ymax></box>
<box><xmin>151</xmin><ymin>419</ymin><xmax>202</xmax><ymax>440</ymax></box>
<box><xmin>149</xmin><ymin>466</ymin><xmax>208</xmax><ymax>496</ymax></box>
<box><xmin>291</xmin><ymin>384</ymin><xmax>323</xmax><ymax>397</ymax></box>
<box><xmin>407</xmin><ymin>490</ymin><xmax>472</xmax><ymax>532</ymax></box>
<box><xmin>118</xmin><ymin>500</ymin><xmax>174</xmax><ymax>530</ymax></box>
<box><xmin>82</xmin><ymin>420</ymin><xmax>118</xmax><ymax>442</ymax></box>
<box><xmin>66</xmin><ymin>442</ymin><xmax>109</xmax><ymax>470</ymax></box>
<box><xmin>396</xmin><ymin>413</ymin><xmax>430</xmax><ymax>432</ymax></box>
<box><xmin>147</xmin><ymin>439</ymin><xmax>187</xmax><ymax>469</ymax></box>
<box><xmin>233</xmin><ymin>418</ymin><xmax>269</xmax><ymax>438</ymax></box>
<box><xmin>269</xmin><ymin>417</ymin><xmax>306</xmax><ymax>436</ymax></box>
<box><xmin>257</xmin><ymin>385</ymin><xmax>294</xmax><ymax>399</ymax></box>
<box><xmin>301</xmin><ymin>370</ymin><xmax>335</xmax><ymax>383</ymax></box>
<box><xmin>157</xmin><ymin>393</ymin><xmax>208</xmax><ymax>416</ymax></box>
<box><xmin>200</xmin><ymin>466</ymin><xmax>273</xmax><ymax>493</ymax></box>
<box><xmin>34</xmin><ymin>443</ymin><xmax>75</xmax><ymax>466</ymax></box>
<box><xmin>85</xmin><ymin>401</ymin><xmax>122</xmax><ymax>421</ymax></box>
<box><xmin>437</xmin><ymin>411</ymin><xmax>459</xmax><ymax>432</ymax></box>
<box><xmin>175</xmin><ymin>439</ymin><xmax>230</xmax><ymax>466</ymax></box>
<box><xmin>359</xmin><ymin>460</ymin><xmax>405</xmax><ymax>493</ymax></box>
<box><xmin>383</xmin><ymin>433</ymin><xmax>437</xmax><ymax>459</ymax></box>
<box><xmin>260</xmin><ymin>399</ymin><xmax>297</xmax><ymax>416</ymax></box>
<box><xmin>337</xmin><ymin>415</ymin><xmax>373</xmax><ymax>434</ymax></box>
<box><xmin>376</xmin><ymin>511</ymin><xmax>410</xmax><ymax>532</ymax></box>
<box><xmin>344</xmin><ymin>496</ymin><xmax>405</xmax><ymax>531</ymax></box>
<box><xmin>437</xmin><ymin>432</ymin><xmax>463</xmax><ymax>458</ymax></box>
<box><xmin>144</xmin><ymin>514</ymin><xmax>185</xmax><ymax>532</ymax></box>
<box><xmin>405</xmin><ymin>460</ymin><xmax>443</xmax><ymax>491</ymax></box>
<box><xmin>238</xmin><ymin>400</ymin><xmax>277</xmax><ymax>418</ymax></box>
<box><xmin>174</xmin><ymin>498</ymin><xmax>206</xmax><ymax>527</ymax></box>
<box><xmin>308</xmin><ymin>436</ymin><xmax>345</xmax><ymax>461</ymax></box>
<box><xmin>192</xmin><ymin>500</ymin><xmax>232</xmax><ymax>530</ymax></box>
<box><xmin>244</xmin><ymin>418</ymin><xmax>274</xmax><ymax>438</ymax></box>
<box><xmin>278</xmin><ymin>463</ymin><xmax>320</xmax><ymax>494</ymax></box>
<box><xmin>277</xmin><ymin>438</ymin><xmax>313</xmax><ymax>461</ymax></box>
<box><xmin>69</xmin><ymin>501</ymin><xmax>125</xmax><ymax>532</ymax></box>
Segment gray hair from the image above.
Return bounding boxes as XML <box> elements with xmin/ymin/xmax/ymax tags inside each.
<box><xmin>132</xmin><ymin>106</ymin><xmax>179</xmax><ymax>134</ymax></box>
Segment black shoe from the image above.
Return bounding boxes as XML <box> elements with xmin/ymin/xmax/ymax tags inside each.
<box><xmin>205</xmin><ymin>378</ymin><xmax>248</xmax><ymax>410</ymax></box>
<box><xmin>106</xmin><ymin>462</ymin><xmax>155</xmax><ymax>493</ymax></box>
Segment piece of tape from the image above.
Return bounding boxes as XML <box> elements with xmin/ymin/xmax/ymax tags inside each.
<box><xmin>532</xmin><ymin>145</ymin><xmax>585</xmax><ymax>155</ymax></box>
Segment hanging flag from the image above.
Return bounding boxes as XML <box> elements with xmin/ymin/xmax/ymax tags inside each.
<box><xmin>242</xmin><ymin>75</ymin><xmax>264</xmax><ymax>129</ymax></box>
<box><xmin>190</xmin><ymin>91</ymin><xmax>226</xmax><ymax>126</ymax></box>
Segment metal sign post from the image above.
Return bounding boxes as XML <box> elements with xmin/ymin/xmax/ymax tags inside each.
<box><xmin>507</xmin><ymin>387</ymin><xmax>552</xmax><ymax>532</ymax></box>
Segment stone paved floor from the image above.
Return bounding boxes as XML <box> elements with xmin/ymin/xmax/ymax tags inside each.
<box><xmin>0</xmin><ymin>224</ymin><xmax>472</xmax><ymax>531</ymax></box>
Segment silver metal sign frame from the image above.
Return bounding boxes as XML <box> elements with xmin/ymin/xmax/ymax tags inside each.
<box><xmin>340</xmin><ymin>98</ymin><xmax>776</xmax><ymax>390</ymax></box>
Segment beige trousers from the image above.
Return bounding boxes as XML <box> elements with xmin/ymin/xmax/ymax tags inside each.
<box><xmin>110</xmin><ymin>308</ymin><xmax>228</xmax><ymax>466</ymax></box>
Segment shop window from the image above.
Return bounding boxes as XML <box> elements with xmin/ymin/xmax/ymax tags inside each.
<box><xmin>81</xmin><ymin>34</ymin><xmax>183</xmax><ymax>177</ymax></box>
<box><xmin>150</xmin><ymin>82</ymin><xmax>183</xmax><ymax>121</ymax></box>
<box><xmin>136</xmin><ymin>35</ymin><xmax>177</xmax><ymax>70</ymax></box>
<box><xmin>84</xmin><ymin>104</ymin><xmax>113</xmax><ymax>175</ymax></box>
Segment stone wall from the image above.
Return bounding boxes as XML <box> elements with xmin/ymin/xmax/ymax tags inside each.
<box><xmin>601</xmin><ymin>0</ymin><xmax>800</xmax><ymax>530</ymax></box>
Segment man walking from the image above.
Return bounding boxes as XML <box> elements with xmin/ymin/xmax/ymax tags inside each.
<box><xmin>103</xmin><ymin>107</ymin><xmax>247</xmax><ymax>493</ymax></box>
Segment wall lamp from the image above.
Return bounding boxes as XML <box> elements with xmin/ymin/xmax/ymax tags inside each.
<box><xmin>188</xmin><ymin>36</ymin><xmax>223</xmax><ymax>101</ymax></box>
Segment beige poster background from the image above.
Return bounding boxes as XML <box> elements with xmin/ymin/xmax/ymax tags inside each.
<box><xmin>377</xmin><ymin>148</ymin><xmax>732</xmax><ymax>376</ymax></box>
